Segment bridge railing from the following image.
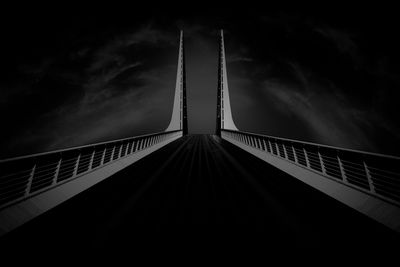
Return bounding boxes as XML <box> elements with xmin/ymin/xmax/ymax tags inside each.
<box><xmin>222</xmin><ymin>129</ymin><xmax>400</xmax><ymax>206</ymax></box>
<box><xmin>0</xmin><ymin>130</ymin><xmax>181</xmax><ymax>209</ymax></box>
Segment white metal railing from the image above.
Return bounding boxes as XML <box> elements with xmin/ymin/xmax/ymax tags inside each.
<box><xmin>0</xmin><ymin>130</ymin><xmax>181</xmax><ymax>210</ymax></box>
<box><xmin>222</xmin><ymin>129</ymin><xmax>400</xmax><ymax>206</ymax></box>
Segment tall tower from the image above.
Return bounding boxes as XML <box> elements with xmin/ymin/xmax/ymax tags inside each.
<box><xmin>216</xmin><ymin>30</ymin><xmax>238</xmax><ymax>136</ymax></box>
<box><xmin>166</xmin><ymin>30</ymin><xmax>188</xmax><ymax>135</ymax></box>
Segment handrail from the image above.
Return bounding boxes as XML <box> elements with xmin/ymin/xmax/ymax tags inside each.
<box><xmin>222</xmin><ymin>129</ymin><xmax>400</xmax><ymax>206</ymax></box>
<box><xmin>231</xmin><ymin>129</ymin><xmax>400</xmax><ymax>160</ymax></box>
<box><xmin>0</xmin><ymin>130</ymin><xmax>182</xmax><ymax>209</ymax></box>
<box><xmin>0</xmin><ymin>130</ymin><xmax>173</xmax><ymax>163</ymax></box>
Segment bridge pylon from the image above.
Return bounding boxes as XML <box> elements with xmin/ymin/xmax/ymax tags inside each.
<box><xmin>216</xmin><ymin>29</ymin><xmax>238</xmax><ymax>136</ymax></box>
<box><xmin>166</xmin><ymin>30</ymin><xmax>188</xmax><ymax>135</ymax></box>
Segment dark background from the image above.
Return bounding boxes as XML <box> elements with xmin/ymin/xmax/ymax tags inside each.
<box><xmin>1</xmin><ymin>2</ymin><xmax>400</xmax><ymax>158</ymax></box>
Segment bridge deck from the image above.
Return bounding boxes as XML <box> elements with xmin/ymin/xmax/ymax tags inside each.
<box><xmin>2</xmin><ymin>135</ymin><xmax>398</xmax><ymax>252</ymax></box>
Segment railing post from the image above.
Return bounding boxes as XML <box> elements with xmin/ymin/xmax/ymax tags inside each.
<box><xmin>337</xmin><ymin>155</ymin><xmax>348</xmax><ymax>183</ymax></box>
<box><xmin>118</xmin><ymin>144</ymin><xmax>123</xmax><ymax>158</ymax></box>
<box><xmin>303</xmin><ymin>148</ymin><xmax>310</xmax><ymax>168</ymax></box>
<box><xmin>318</xmin><ymin>151</ymin><xmax>326</xmax><ymax>175</ymax></box>
<box><xmin>283</xmin><ymin>145</ymin><xmax>288</xmax><ymax>159</ymax></box>
<box><xmin>262</xmin><ymin>140</ymin><xmax>267</xmax><ymax>152</ymax></box>
<box><xmin>100</xmin><ymin>147</ymin><xmax>106</xmax><ymax>165</ymax></box>
<box><xmin>125</xmin><ymin>143</ymin><xmax>130</xmax><ymax>156</ymax></box>
<box><xmin>88</xmin><ymin>149</ymin><xmax>95</xmax><ymax>170</ymax></box>
<box><xmin>131</xmin><ymin>141</ymin><xmax>135</xmax><ymax>154</ymax></box>
<box><xmin>73</xmin><ymin>153</ymin><xmax>81</xmax><ymax>177</ymax></box>
<box><xmin>110</xmin><ymin>146</ymin><xmax>116</xmax><ymax>161</ymax></box>
<box><xmin>138</xmin><ymin>140</ymin><xmax>142</xmax><ymax>150</ymax></box>
<box><xmin>275</xmin><ymin>143</ymin><xmax>280</xmax><ymax>157</ymax></box>
<box><xmin>52</xmin><ymin>158</ymin><xmax>62</xmax><ymax>185</ymax></box>
<box><xmin>267</xmin><ymin>140</ymin><xmax>273</xmax><ymax>153</ymax></box>
<box><xmin>292</xmin><ymin>146</ymin><xmax>298</xmax><ymax>164</ymax></box>
<box><xmin>26</xmin><ymin>164</ymin><xmax>36</xmax><ymax>196</ymax></box>
<box><xmin>364</xmin><ymin>161</ymin><xmax>376</xmax><ymax>193</ymax></box>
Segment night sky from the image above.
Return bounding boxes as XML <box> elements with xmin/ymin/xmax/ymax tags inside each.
<box><xmin>1</xmin><ymin>3</ymin><xmax>400</xmax><ymax>158</ymax></box>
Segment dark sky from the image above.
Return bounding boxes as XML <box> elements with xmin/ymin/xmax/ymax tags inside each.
<box><xmin>1</xmin><ymin>3</ymin><xmax>400</xmax><ymax>158</ymax></box>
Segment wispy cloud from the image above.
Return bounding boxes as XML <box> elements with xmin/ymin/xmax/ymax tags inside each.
<box><xmin>263</xmin><ymin>80</ymin><xmax>377</xmax><ymax>151</ymax></box>
<box><xmin>1</xmin><ymin>24</ymin><xmax>178</xmax><ymax>157</ymax></box>
<box><xmin>7</xmin><ymin>63</ymin><xmax>175</xmax><ymax>154</ymax></box>
<box><xmin>227</xmin><ymin>55</ymin><xmax>253</xmax><ymax>63</ymax></box>
<box><xmin>255</xmin><ymin>61</ymin><xmax>395</xmax><ymax>152</ymax></box>
<box><xmin>87</xmin><ymin>24</ymin><xmax>175</xmax><ymax>73</ymax></box>
<box><xmin>315</xmin><ymin>27</ymin><xmax>357</xmax><ymax>55</ymax></box>
<box><xmin>82</xmin><ymin>61</ymin><xmax>142</xmax><ymax>104</ymax></box>
<box><xmin>314</xmin><ymin>27</ymin><xmax>363</xmax><ymax>69</ymax></box>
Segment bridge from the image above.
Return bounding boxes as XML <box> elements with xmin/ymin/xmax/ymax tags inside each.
<box><xmin>1</xmin><ymin>30</ymin><xmax>399</xmax><ymax>251</ymax></box>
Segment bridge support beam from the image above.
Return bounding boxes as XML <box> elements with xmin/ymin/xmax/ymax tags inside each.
<box><xmin>166</xmin><ymin>30</ymin><xmax>188</xmax><ymax>135</ymax></box>
<box><xmin>216</xmin><ymin>30</ymin><xmax>238</xmax><ymax>136</ymax></box>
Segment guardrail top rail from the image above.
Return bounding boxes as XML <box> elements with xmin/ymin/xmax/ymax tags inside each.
<box><xmin>0</xmin><ymin>130</ymin><xmax>181</xmax><ymax>210</ymax></box>
<box><xmin>222</xmin><ymin>129</ymin><xmax>400</xmax><ymax>206</ymax></box>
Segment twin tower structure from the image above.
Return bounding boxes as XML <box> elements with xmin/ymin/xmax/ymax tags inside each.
<box><xmin>165</xmin><ymin>30</ymin><xmax>238</xmax><ymax>136</ymax></box>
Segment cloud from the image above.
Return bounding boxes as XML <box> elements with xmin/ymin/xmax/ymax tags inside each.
<box><xmin>314</xmin><ymin>27</ymin><xmax>363</xmax><ymax>69</ymax></box>
<box><xmin>8</xmin><ymin>63</ymin><xmax>175</xmax><ymax>154</ymax></box>
<box><xmin>87</xmin><ymin>24</ymin><xmax>175</xmax><ymax>73</ymax></box>
<box><xmin>19</xmin><ymin>58</ymin><xmax>54</xmax><ymax>79</ymax></box>
<box><xmin>0</xmin><ymin>24</ymin><xmax>178</xmax><ymax>157</ymax></box>
<box><xmin>43</xmin><ymin>56</ymin><xmax>174</xmax><ymax>150</ymax></box>
<box><xmin>263</xmin><ymin>79</ymin><xmax>379</xmax><ymax>151</ymax></box>
<box><xmin>82</xmin><ymin>62</ymin><xmax>142</xmax><ymax>104</ymax></box>
<box><xmin>227</xmin><ymin>54</ymin><xmax>253</xmax><ymax>63</ymax></box>
<box><xmin>315</xmin><ymin>28</ymin><xmax>357</xmax><ymax>54</ymax></box>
